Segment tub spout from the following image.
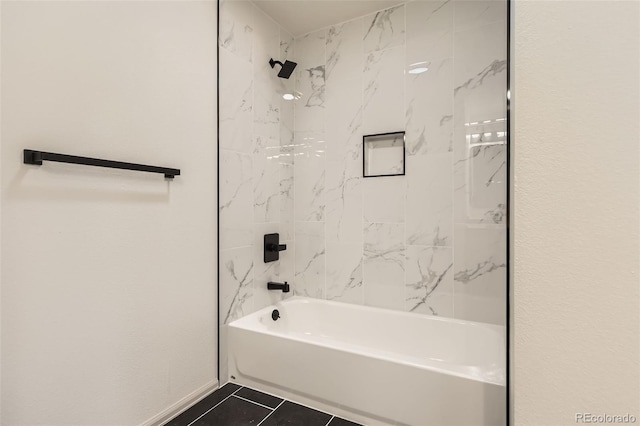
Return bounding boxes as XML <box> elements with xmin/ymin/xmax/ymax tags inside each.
<box><xmin>267</xmin><ymin>281</ymin><xmax>290</xmax><ymax>293</ymax></box>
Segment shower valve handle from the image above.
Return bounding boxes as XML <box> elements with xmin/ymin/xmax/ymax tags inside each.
<box><xmin>267</xmin><ymin>243</ymin><xmax>287</xmax><ymax>252</ymax></box>
<box><xmin>264</xmin><ymin>233</ymin><xmax>286</xmax><ymax>263</ymax></box>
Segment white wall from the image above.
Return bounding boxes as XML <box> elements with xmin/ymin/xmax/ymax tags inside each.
<box><xmin>0</xmin><ymin>1</ymin><xmax>218</xmax><ymax>425</ymax></box>
<box><xmin>513</xmin><ymin>1</ymin><xmax>640</xmax><ymax>424</ymax></box>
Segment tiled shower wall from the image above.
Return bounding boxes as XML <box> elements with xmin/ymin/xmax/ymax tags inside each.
<box><xmin>292</xmin><ymin>1</ymin><xmax>507</xmax><ymax>325</ymax></box>
<box><xmin>219</xmin><ymin>1</ymin><xmax>508</xmax><ymax>376</ymax></box>
<box><xmin>218</xmin><ymin>0</ymin><xmax>295</xmax><ymax>380</ymax></box>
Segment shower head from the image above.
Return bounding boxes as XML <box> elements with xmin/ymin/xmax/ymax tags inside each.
<box><xmin>269</xmin><ymin>58</ymin><xmax>297</xmax><ymax>79</ymax></box>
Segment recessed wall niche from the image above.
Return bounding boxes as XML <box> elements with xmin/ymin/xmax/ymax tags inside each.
<box><xmin>363</xmin><ymin>131</ymin><xmax>406</xmax><ymax>177</ymax></box>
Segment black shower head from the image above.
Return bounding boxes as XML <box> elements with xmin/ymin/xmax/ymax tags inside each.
<box><xmin>269</xmin><ymin>58</ymin><xmax>297</xmax><ymax>79</ymax></box>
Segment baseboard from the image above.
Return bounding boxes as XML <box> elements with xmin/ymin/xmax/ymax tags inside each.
<box><xmin>140</xmin><ymin>380</ymin><xmax>219</xmax><ymax>426</ymax></box>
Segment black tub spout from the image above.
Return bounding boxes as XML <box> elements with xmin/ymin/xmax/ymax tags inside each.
<box><xmin>267</xmin><ymin>281</ymin><xmax>290</xmax><ymax>293</ymax></box>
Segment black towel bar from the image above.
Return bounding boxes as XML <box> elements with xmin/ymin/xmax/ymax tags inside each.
<box><xmin>23</xmin><ymin>149</ymin><xmax>180</xmax><ymax>179</ymax></box>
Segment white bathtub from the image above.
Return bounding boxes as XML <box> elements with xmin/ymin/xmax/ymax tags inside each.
<box><xmin>228</xmin><ymin>297</ymin><xmax>506</xmax><ymax>426</ymax></box>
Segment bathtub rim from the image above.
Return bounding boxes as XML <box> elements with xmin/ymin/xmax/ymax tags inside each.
<box><xmin>231</xmin><ymin>295</ymin><xmax>505</xmax><ymax>335</ymax></box>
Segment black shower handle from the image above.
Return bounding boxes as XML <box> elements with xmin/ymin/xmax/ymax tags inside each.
<box><xmin>264</xmin><ymin>233</ymin><xmax>287</xmax><ymax>263</ymax></box>
<box><xmin>267</xmin><ymin>243</ymin><xmax>287</xmax><ymax>252</ymax></box>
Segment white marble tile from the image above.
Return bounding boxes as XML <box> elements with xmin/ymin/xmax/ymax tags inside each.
<box><xmin>253</xmin><ymin>147</ymin><xmax>281</xmax><ymax>223</ymax></box>
<box><xmin>252</xmin><ymin>10</ymin><xmax>281</xmax><ymax>154</ymax></box>
<box><xmin>294</xmin><ymin>132</ymin><xmax>326</xmax><ymax>222</ymax></box>
<box><xmin>278</xmin><ymin>239</ymin><xmax>295</xmax><ymax>294</ymax></box>
<box><xmin>219</xmin><ymin>47</ymin><xmax>253</xmax><ymax>153</ymax></box>
<box><xmin>219</xmin><ymin>0</ymin><xmax>254</xmax><ymax>63</ymax></box>
<box><xmin>406</xmin><ymin>0</ymin><xmax>454</xmax><ymax>63</ymax></box>
<box><xmin>454</xmin><ymin>141</ymin><xmax>506</xmax><ymax>224</ymax></box>
<box><xmin>280</xmin><ymin>96</ymin><xmax>295</xmax><ymax>152</ymax></box>
<box><xmin>325</xmin><ymin>160</ymin><xmax>362</xmax><ymax>243</ymax></box>
<box><xmin>453</xmin><ymin>21</ymin><xmax>506</xmax><ymax>110</ymax></box>
<box><xmin>326</xmin><ymin>18</ymin><xmax>363</xmax><ymax>83</ymax></box>
<box><xmin>279</xmin><ymin>143</ymin><xmax>295</xmax><ymax>241</ymax></box>
<box><xmin>295</xmin><ymin>29</ymin><xmax>326</xmax><ymax>69</ymax></box>
<box><xmin>363</xmin><ymin>4</ymin><xmax>405</xmax><ymax>52</ymax></box>
<box><xmin>295</xmin><ymin>30</ymin><xmax>326</xmax><ymax>133</ymax></box>
<box><xmin>220</xmin><ymin>150</ymin><xmax>253</xmax><ymax>249</ymax></box>
<box><xmin>405</xmin><ymin>246</ymin><xmax>454</xmax><ymax>316</ymax></box>
<box><xmin>363</xmin><ymin>223</ymin><xmax>405</xmax><ymax>310</ymax></box>
<box><xmin>454</xmin><ymin>0</ymin><xmax>507</xmax><ymax>33</ymax></box>
<box><xmin>324</xmin><ymin>20</ymin><xmax>363</xmax><ymax>244</ymax></box>
<box><xmin>325</xmin><ymin>29</ymin><xmax>362</xmax><ymax>243</ymax></box>
<box><xmin>253</xmin><ymin>7</ymin><xmax>280</xmax><ymax>90</ymax></box>
<box><xmin>277</xmin><ymin>29</ymin><xmax>297</xmax><ymax>104</ymax></box>
<box><xmin>253</xmin><ymin>75</ymin><xmax>279</xmax><ymax>155</ymax></box>
<box><xmin>326</xmin><ymin>111</ymin><xmax>362</xmax><ymax>169</ymax></box>
<box><xmin>453</xmin><ymin>21</ymin><xmax>507</xmax><ymax>224</ymax></box>
<box><xmin>280</xmin><ymin>28</ymin><xmax>294</xmax><ymax>61</ymax></box>
<box><xmin>363</xmin><ymin>46</ymin><xmax>405</xmax><ymax>135</ymax></box>
<box><xmin>405</xmin><ymin>154</ymin><xmax>454</xmax><ymax>247</ymax></box>
<box><xmin>279</xmin><ymin>30</ymin><xmax>296</xmax><ymax>241</ymax></box>
<box><xmin>295</xmin><ymin>222</ymin><xmax>325</xmax><ymax>298</ymax></box>
<box><xmin>252</xmin><ymin>223</ymin><xmax>291</xmax><ymax>311</ymax></box>
<box><xmin>220</xmin><ymin>246</ymin><xmax>254</xmax><ymax>325</ymax></box>
<box><xmin>406</xmin><ymin>58</ymin><xmax>454</xmax><ymax>155</ymax></box>
<box><xmin>326</xmin><ymin>19</ymin><xmax>363</xmax><ymax>166</ymax></box>
<box><xmin>363</xmin><ymin>176</ymin><xmax>405</xmax><ymax>224</ymax></box>
<box><xmin>453</xmin><ymin>224</ymin><xmax>506</xmax><ymax>325</ymax></box>
<box><xmin>326</xmin><ymin>243</ymin><xmax>363</xmax><ymax>304</ymax></box>
<box><xmin>280</xmin><ymin>29</ymin><xmax>296</xmax><ymax>140</ymax></box>
<box><xmin>253</xmin><ymin>90</ymin><xmax>280</xmax><ymax>154</ymax></box>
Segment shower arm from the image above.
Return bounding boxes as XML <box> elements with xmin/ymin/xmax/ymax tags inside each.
<box><xmin>269</xmin><ymin>59</ymin><xmax>284</xmax><ymax>68</ymax></box>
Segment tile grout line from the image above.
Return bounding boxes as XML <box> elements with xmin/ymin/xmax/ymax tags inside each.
<box><xmin>231</xmin><ymin>394</ymin><xmax>278</xmax><ymax>411</ymax></box>
<box><xmin>186</xmin><ymin>386</ymin><xmax>244</xmax><ymax>426</ymax></box>
<box><xmin>256</xmin><ymin>399</ymin><xmax>287</xmax><ymax>426</ymax></box>
<box><xmin>324</xmin><ymin>415</ymin><xmax>335</xmax><ymax>426</ymax></box>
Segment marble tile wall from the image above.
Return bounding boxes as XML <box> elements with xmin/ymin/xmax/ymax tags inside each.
<box><xmin>219</xmin><ymin>1</ymin><xmax>508</xmax><ymax>364</ymax></box>
<box><xmin>218</xmin><ymin>0</ymin><xmax>295</xmax><ymax>381</ymax></box>
<box><xmin>290</xmin><ymin>0</ymin><xmax>507</xmax><ymax>325</ymax></box>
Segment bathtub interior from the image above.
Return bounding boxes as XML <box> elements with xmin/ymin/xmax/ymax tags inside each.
<box><xmin>218</xmin><ymin>0</ymin><xmax>509</xmax><ymax>423</ymax></box>
<box><xmin>231</xmin><ymin>296</ymin><xmax>506</xmax><ymax>386</ymax></box>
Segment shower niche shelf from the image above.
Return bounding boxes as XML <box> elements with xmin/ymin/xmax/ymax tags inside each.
<box><xmin>363</xmin><ymin>131</ymin><xmax>405</xmax><ymax>178</ymax></box>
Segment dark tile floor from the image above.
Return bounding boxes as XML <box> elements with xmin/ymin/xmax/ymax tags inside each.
<box><xmin>164</xmin><ymin>383</ymin><xmax>362</xmax><ymax>426</ymax></box>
